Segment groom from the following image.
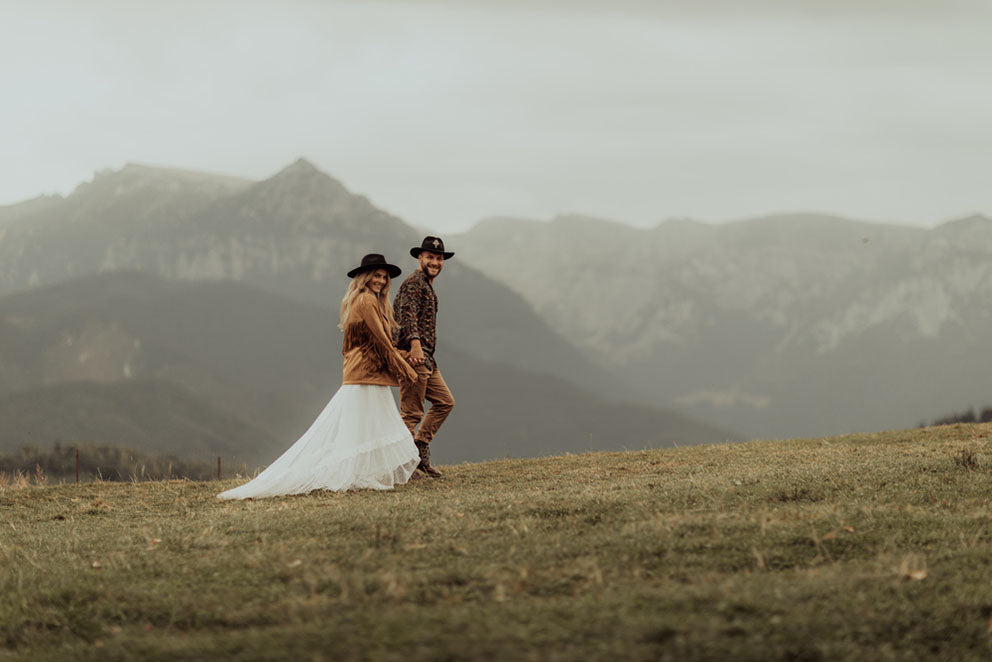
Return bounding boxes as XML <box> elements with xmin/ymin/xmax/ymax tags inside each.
<box><xmin>394</xmin><ymin>236</ymin><xmax>455</xmax><ymax>478</ymax></box>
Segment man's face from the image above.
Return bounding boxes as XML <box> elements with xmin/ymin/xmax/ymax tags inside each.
<box><xmin>419</xmin><ymin>251</ymin><xmax>444</xmax><ymax>279</ymax></box>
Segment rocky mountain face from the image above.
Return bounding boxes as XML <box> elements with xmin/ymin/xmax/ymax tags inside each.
<box><xmin>454</xmin><ymin>213</ymin><xmax>992</xmax><ymax>439</ymax></box>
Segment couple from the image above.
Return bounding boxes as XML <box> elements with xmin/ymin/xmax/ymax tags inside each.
<box><xmin>218</xmin><ymin>237</ymin><xmax>455</xmax><ymax>500</ymax></box>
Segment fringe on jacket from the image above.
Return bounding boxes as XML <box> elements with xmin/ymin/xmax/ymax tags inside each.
<box><xmin>344</xmin><ymin>321</ymin><xmax>391</xmax><ymax>374</ymax></box>
<box><xmin>343</xmin><ymin>318</ymin><xmax>414</xmax><ymax>385</ymax></box>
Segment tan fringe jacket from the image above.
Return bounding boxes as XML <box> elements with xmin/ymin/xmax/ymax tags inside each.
<box><xmin>342</xmin><ymin>292</ymin><xmax>417</xmax><ymax>387</ymax></box>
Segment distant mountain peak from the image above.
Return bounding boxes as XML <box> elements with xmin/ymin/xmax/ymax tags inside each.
<box><xmin>246</xmin><ymin>158</ymin><xmax>361</xmax><ymax>211</ymax></box>
<box><xmin>260</xmin><ymin>158</ymin><xmax>344</xmax><ymax>190</ymax></box>
<box><xmin>274</xmin><ymin>157</ymin><xmax>322</xmax><ymax>177</ymax></box>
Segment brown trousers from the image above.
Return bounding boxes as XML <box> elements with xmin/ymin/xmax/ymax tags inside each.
<box><xmin>400</xmin><ymin>364</ymin><xmax>454</xmax><ymax>444</ymax></box>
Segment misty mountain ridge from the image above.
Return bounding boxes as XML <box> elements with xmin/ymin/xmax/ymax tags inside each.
<box><xmin>455</xmin><ymin>211</ymin><xmax>992</xmax><ymax>440</ymax></box>
<box><xmin>460</xmin><ymin>210</ymin><xmax>991</xmax><ymax>356</ymax></box>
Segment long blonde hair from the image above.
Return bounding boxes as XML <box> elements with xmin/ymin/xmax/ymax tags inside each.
<box><xmin>339</xmin><ymin>269</ymin><xmax>398</xmax><ymax>332</ymax></box>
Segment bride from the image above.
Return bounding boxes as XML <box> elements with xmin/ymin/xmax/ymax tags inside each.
<box><xmin>218</xmin><ymin>254</ymin><xmax>420</xmax><ymax>500</ymax></box>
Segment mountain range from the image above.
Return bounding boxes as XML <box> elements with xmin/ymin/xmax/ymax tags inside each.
<box><xmin>0</xmin><ymin>161</ymin><xmax>612</xmax><ymax>389</ymax></box>
<box><xmin>5</xmin><ymin>159</ymin><xmax>986</xmax><ymax>449</ymax></box>
<box><xmin>454</xmin><ymin>212</ymin><xmax>992</xmax><ymax>439</ymax></box>
<box><xmin>0</xmin><ymin>163</ymin><xmax>731</xmax><ymax>466</ymax></box>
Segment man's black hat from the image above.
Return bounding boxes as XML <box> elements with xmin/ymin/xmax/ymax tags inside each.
<box><xmin>410</xmin><ymin>236</ymin><xmax>454</xmax><ymax>260</ymax></box>
<box><xmin>347</xmin><ymin>253</ymin><xmax>402</xmax><ymax>279</ymax></box>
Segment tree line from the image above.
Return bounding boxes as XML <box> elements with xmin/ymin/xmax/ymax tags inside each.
<box><xmin>927</xmin><ymin>406</ymin><xmax>992</xmax><ymax>427</ymax></box>
<box><xmin>0</xmin><ymin>443</ymin><xmax>217</xmax><ymax>483</ymax></box>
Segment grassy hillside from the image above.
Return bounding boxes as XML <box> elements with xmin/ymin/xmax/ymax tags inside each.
<box><xmin>2</xmin><ymin>424</ymin><xmax>991</xmax><ymax>660</ymax></box>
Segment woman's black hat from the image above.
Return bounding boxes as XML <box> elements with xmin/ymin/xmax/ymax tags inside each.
<box><xmin>410</xmin><ymin>236</ymin><xmax>454</xmax><ymax>260</ymax></box>
<box><xmin>347</xmin><ymin>253</ymin><xmax>402</xmax><ymax>279</ymax></box>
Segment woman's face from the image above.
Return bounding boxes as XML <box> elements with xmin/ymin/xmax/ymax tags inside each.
<box><xmin>367</xmin><ymin>269</ymin><xmax>388</xmax><ymax>294</ymax></box>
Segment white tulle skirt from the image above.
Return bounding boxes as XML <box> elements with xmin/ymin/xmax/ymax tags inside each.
<box><xmin>218</xmin><ymin>385</ymin><xmax>419</xmax><ymax>500</ymax></box>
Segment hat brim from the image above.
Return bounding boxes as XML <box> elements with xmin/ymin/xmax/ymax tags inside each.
<box><xmin>347</xmin><ymin>263</ymin><xmax>402</xmax><ymax>279</ymax></box>
<box><xmin>410</xmin><ymin>247</ymin><xmax>455</xmax><ymax>260</ymax></box>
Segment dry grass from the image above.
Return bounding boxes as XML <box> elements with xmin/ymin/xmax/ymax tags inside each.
<box><xmin>2</xmin><ymin>423</ymin><xmax>992</xmax><ymax>661</ymax></box>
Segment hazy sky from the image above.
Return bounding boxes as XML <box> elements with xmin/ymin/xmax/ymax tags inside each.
<box><xmin>3</xmin><ymin>0</ymin><xmax>991</xmax><ymax>231</ymax></box>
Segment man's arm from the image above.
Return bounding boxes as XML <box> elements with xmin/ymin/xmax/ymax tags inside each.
<box><xmin>395</xmin><ymin>278</ymin><xmax>425</xmax><ymax>366</ymax></box>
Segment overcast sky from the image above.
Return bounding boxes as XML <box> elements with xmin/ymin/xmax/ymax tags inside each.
<box><xmin>3</xmin><ymin>0</ymin><xmax>991</xmax><ymax>232</ymax></box>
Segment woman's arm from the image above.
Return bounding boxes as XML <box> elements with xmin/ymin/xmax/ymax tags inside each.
<box><xmin>354</xmin><ymin>294</ymin><xmax>418</xmax><ymax>384</ymax></box>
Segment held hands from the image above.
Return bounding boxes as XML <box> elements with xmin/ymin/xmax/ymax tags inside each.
<box><xmin>408</xmin><ymin>341</ymin><xmax>425</xmax><ymax>367</ymax></box>
<box><xmin>397</xmin><ymin>343</ymin><xmax>420</xmax><ymax>385</ymax></box>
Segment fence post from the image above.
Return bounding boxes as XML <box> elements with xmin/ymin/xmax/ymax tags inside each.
<box><xmin>75</xmin><ymin>448</ymin><xmax>80</xmax><ymax>484</ymax></box>
<box><xmin>217</xmin><ymin>456</ymin><xmax>221</xmax><ymax>481</ymax></box>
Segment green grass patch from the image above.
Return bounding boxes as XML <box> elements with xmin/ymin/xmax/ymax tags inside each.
<box><xmin>2</xmin><ymin>424</ymin><xmax>992</xmax><ymax>660</ymax></box>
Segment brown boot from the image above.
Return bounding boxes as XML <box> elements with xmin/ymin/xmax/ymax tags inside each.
<box><xmin>415</xmin><ymin>441</ymin><xmax>442</xmax><ymax>478</ymax></box>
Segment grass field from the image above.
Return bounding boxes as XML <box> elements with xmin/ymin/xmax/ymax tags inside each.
<box><xmin>2</xmin><ymin>423</ymin><xmax>991</xmax><ymax>661</ymax></box>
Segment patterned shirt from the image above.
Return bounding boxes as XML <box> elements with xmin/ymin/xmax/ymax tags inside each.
<box><xmin>394</xmin><ymin>268</ymin><xmax>439</xmax><ymax>370</ymax></box>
